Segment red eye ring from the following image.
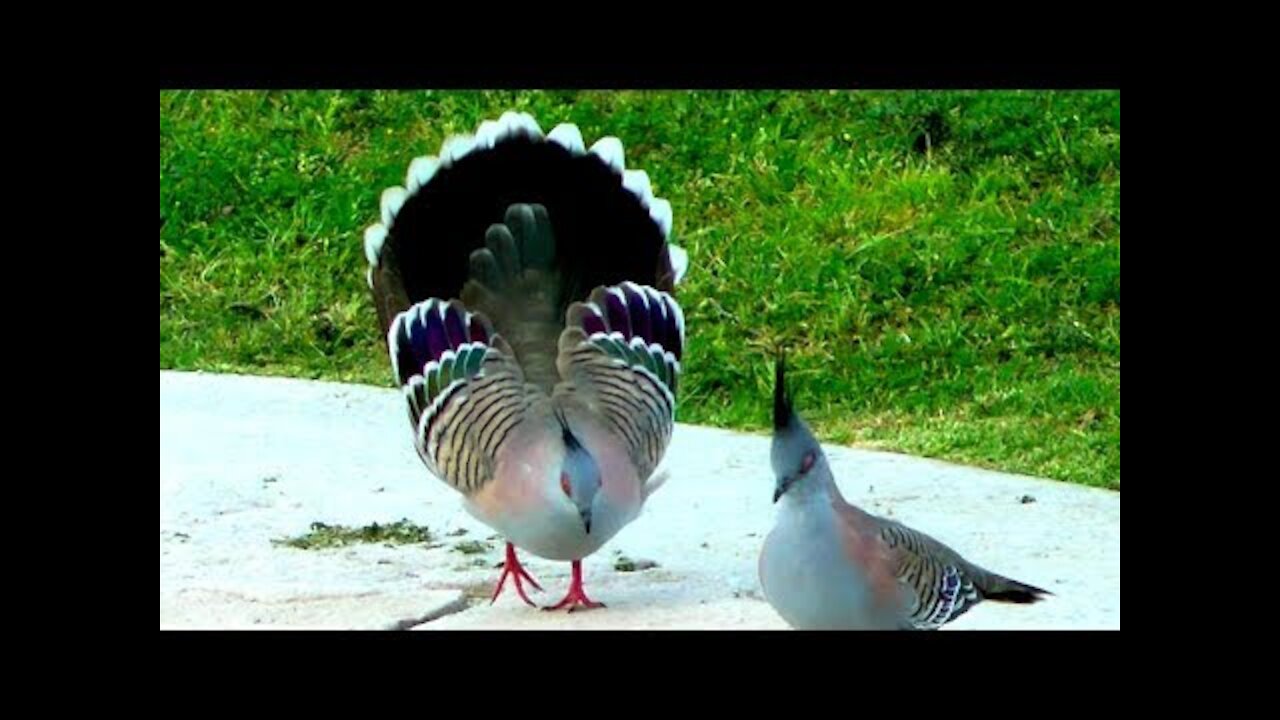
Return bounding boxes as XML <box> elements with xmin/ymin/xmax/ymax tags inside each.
<box><xmin>800</xmin><ymin>452</ymin><xmax>816</xmax><ymax>473</ymax></box>
<box><xmin>560</xmin><ymin>473</ymin><xmax>572</xmax><ymax>496</ymax></box>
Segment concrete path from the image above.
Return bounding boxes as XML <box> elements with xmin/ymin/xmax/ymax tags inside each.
<box><xmin>159</xmin><ymin>371</ymin><xmax>1119</xmax><ymax>630</ymax></box>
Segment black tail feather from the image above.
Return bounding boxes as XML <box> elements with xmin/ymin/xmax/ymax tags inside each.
<box><xmin>982</xmin><ymin>575</ymin><xmax>1053</xmax><ymax>604</ymax></box>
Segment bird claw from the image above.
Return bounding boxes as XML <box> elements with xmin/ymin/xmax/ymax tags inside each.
<box><xmin>490</xmin><ymin>543</ymin><xmax>543</xmax><ymax>608</ymax></box>
<box><xmin>543</xmin><ymin>595</ymin><xmax>606</xmax><ymax>613</ymax></box>
<box><xmin>542</xmin><ymin>559</ymin><xmax>605</xmax><ymax>612</ymax></box>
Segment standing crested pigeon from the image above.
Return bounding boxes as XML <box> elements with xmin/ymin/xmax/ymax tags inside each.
<box><xmin>759</xmin><ymin>355</ymin><xmax>1050</xmax><ymax>630</ymax></box>
<box><xmin>363</xmin><ymin>111</ymin><xmax>687</xmax><ymax>611</ymax></box>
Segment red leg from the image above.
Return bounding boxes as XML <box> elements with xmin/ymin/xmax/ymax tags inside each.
<box><xmin>543</xmin><ymin>560</ymin><xmax>606</xmax><ymax>612</ymax></box>
<box><xmin>491</xmin><ymin>542</ymin><xmax>543</xmax><ymax>608</ymax></box>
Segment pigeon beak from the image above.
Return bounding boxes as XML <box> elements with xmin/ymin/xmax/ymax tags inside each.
<box><xmin>773</xmin><ymin>477</ymin><xmax>792</xmax><ymax>503</ymax></box>
<box><xmin>580</xmin><ymin>507</ymin><xmax>593</xmax><ymax>534</ymax></box>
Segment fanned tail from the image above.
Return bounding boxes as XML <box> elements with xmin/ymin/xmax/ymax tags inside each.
<box><xmin>364</xmin><ymin>111</ymin><xmax>688</xmax><ymax>355</ymax></box>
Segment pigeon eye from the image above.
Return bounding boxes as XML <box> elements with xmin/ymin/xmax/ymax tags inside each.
<box><xmin>800</xmin><ymin>452</ymin><xmax>815</xmax><ymax>474</ymax></box>
<box><xmin>560</xmin><ymin>473</ymin><xmax>572</xmax><ymax>496</ymax></box>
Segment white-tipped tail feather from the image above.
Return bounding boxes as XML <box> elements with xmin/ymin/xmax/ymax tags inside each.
<box><xmin>622</xmin><ymin>169</ymin><xmax>653</xmax><ymax>206</ymax></box>
<box><xmin>440</xmin><ymin>135</ymin><xmax>476</xmax><ymax>165</ymax></box>
<box><xmin>668</xmin><ymin>244</ymin><xmax>688</xmax><ymax>284</ymax></box>
<box><xmin>405</xmin><ymin>156</ymin><xmax>439</xmax><ymax>192</ymax></box>
<box><xmin>498</xmin><ymin>110</ymin><xmax>543</xmax><ymax>140</ymax></box>
<box><xmin>364</xmin><ymin>111</ymin><xmax>688</xmax><ymax>284</ymax></box>
<box><xmin>473</xmin><ymin>119</ymin><xmax>502</xmax><ymax>150</ymax></box>
<box><xmin>364</xmin><ymin>224</ymin><xmax>388</xmax><ymax>266</ymax></box>
<box><xmin>589</xmin><ymin>137</ymin><xmax>625</xmax><ymax>174</ymax></box>
<box><xmin>380</xmin><ymin>187</ymin><xmax>408</xmax><ymax>227</ymax></box>
<box><xmin>547</xmin><ymin>123</ymin><xmax>586</xmax><ymax>154</ymax></box>
<box><xmin>649</xmin><ymin>198</ymin><xmax>673</xmax><ymax>239</ymax></box>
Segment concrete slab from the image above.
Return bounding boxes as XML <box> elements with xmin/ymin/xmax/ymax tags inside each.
<box><xmin>159</xmin><ymin>371</ymin><xmax>1119</xmax><ymax>630</ymax></box>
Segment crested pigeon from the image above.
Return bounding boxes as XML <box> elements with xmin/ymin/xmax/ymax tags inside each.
<box><xmin>759</xmin><ymin>354</ymin><xmax>1050</xmax><ymax>630</ymax></box>
<box><xmin>363</xmin><ymin>111</ymin><xmax>687</xmax><ymax>611</ymax></box>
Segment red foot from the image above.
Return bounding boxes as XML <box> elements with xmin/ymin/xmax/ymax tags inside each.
<box><xmin>543</xmin><ymin>560</ymin><xmax>606</xmax><ymax>612</ymax></box>
<box><xmin>491</xmin><ymin>542</ymin><xmax>543</xmax><ymax>608</ymax></box>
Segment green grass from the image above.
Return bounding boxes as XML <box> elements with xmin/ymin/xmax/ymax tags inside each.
<box><xmin>160</xmin><ymin>90</ymin><xmax>1119</xmax><ymax>490</ymax></box>
<box><xmin>452</xmin><ymin>540</ymin><xmax>493</xmax><ymax>555</ymax></box>
<box><xmin>272</xmin><ymin>520</ymin><xmax>433</xmax><ymax>550</ymax></box>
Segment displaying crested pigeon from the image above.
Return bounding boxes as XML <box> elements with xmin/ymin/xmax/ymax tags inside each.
<box><xmin>759</xmin><ymin>354</ymin><xmax>1050</xmax><ymax>630</ymax></box>
<box><xmin>363</xmin><ymin>111</ymin><xmax>687</xmax><ymax>611</ymax></box>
